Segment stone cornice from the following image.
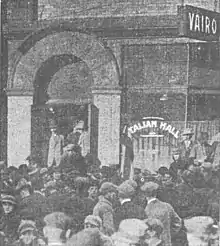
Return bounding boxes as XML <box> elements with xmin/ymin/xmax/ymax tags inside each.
<box><xmin>6</xmin><ymin>89</ymin><xmax>34</xmax><ymax>97</ymax></box>
<box><xmin>92</xmin><ymin>86</ymin><xmax>122</xmax><ymax>95</ymax></box>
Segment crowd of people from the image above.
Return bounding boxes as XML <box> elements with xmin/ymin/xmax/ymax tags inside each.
<box><xmin>0</xmin><ymin>127</ymin><xmax>219</xmax><ymax>246</ymax></box>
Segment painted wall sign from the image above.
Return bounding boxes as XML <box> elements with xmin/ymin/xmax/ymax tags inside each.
<box><xmin>178</xmin><ymin>5</ymin><xmax>220</xmax><ymax>41</ymax></box>
<box><xmin>128</xmin><ymin>117</ymin><xmax>180</xmax><ymax>139</ymax></box>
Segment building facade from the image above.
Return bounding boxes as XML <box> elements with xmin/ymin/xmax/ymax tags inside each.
<box><xmin>1</xmin><ymin>0</ymin><xmax>220</xmax><ymax>169</ymax></box>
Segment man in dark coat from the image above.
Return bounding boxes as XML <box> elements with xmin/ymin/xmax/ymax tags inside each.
<box><xmin>16</xmin><ymin>179</ymin><xmax>47</xmax><ymax>229</ymax></box>
<box><xmin>114</xmin><ymin>181</ymin><xmax>145</xmax><ymax>230</ymax></box>
<box><xmin>93</xmin><ymin>182</ymin><xmax>118</xmax><ymax>236</ymax></box>
<box><xmin>141</xmin><ymin>182</ymin><xmax>182</xmax><ymax>246</ymax></box>
<box><xmin>59</xmin><ymin>144</ymin><xmax>87</xmax><ymax>176</ymax></box>
<box><xmin>0</xmin><ymin>192</ymin><xmax>20</xmax><ymax>245</ymax></box>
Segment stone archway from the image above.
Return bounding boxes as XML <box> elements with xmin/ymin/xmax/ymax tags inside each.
<box><xmin>7</xmin><ymin>25</ymin><xmax>121</xmax><ymax>167</ymax></box>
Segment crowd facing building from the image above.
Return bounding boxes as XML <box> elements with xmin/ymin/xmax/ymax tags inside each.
<box><xmin>0</xmin><ymin>125</ymin><xmax>219</xmax><ymax>246</ymax></box>
<box><xmin>0</xmin><ymin>1</ymin><xmax>220</xmax><ymax>246</ymax></box>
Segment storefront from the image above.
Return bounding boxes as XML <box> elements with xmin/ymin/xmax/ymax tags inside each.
<box><xmin>1</xmin><ymin>1</ymin><xmax>220</xmax><ymax>170</ymax></box>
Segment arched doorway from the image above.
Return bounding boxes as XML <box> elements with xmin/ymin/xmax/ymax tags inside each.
<box><xmin>7</xmin><ymin>24</ymin><xmax>121</xmax><ymax>167</ymax></box>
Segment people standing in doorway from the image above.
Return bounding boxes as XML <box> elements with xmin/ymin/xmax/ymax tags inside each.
<box><xmin>47</xmin><ymin>120</ymin><xmax>64</xmax><ymax>168</ymax></box>
<box><xmin>179</xmin><ymin>128</ymin><xmax>194</xmax><ymax>167</ymax></box>
<box><xmin>189</xmin><ymin>132</ymin><xmax>214</xmax><ymax>166</ymax></box>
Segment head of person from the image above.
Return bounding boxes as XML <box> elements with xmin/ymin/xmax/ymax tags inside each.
<box><xmin>144</xmin><ymin>218</ymin><xmax>164</xmax><ymax>240</ymax></box>
<box><xmin>172</xmin><ymin>148</ymin><xmax>181</xmax><ymax>161</ymax></box>
<box><xmin>18</xmin><ymin>220</ymin><xmax>37</xmax><ymax>245</ymax></box>
<box><xmin>182</xmin><ymin>128</ymin><xmax>194</xmax><ymax>141</ymax></box>
<box><xmin>118</xmin><ymin>181</ymin><xmax>136</xmax><ymax>202</ymax></box>
<box><xmin>112</xmin><ymin>219</ymin><xmax>148</xmax><ymax>246</ymax></box>
<box><xmin>16</xmin><ymin>178</ymin><xmax>32</xmax><ymax>199</ymax></box>
<box><xmin>26</xmin><ymin>156</ymin><xmax>39</xmax><ymax>170</ymax></box>
<box><xmin>43</xmin><ymin>212</ymin><xmax>72</xmax><ymax>243</ymax></box>
<box><xmin>40</xmin><ymin>168</ymin><xmax>49</xmax><ymax>183</ymax></box>
<box><xmin>198</xmin><ymin>132</ymin><xmax>209</xmax><ymax>145</ymax></box>
<box><xmin>53</xmin><ymin>167</ymin><xmax>62</xmax><ymax>180</ymax></box>
<box><xmin>1</xmin><ymin>193</ymin><xmax>16</xmax><ymax>214</ymax></box>
<box><xmin>84</xmin><ymin>215</ymin><xmax>102</xmax><ymax>230</ymax></box>
<box><xmin>19</xmin><ymin>164</ymin><xmax>29</xmax><ymax>178</ymax></box>
<box><xmin>87</xmin><ymin>180</ymin><xmax>99</xmax><ymax>200</ymax></box>
<box><xmin>64</xmin><ymin>144</ymin><xmax>81</xmax><ymax>158</ymax></box>
<box><xmin>66</xmin><ymin>228</ymin><xmax>101</xmax><ymax>246</ymax></box>
<box><xmin>99</xmin><ymin>182</ymin><xmax>118</xmax><ymax>203</ymax></box>
<box><xmin>140</xmin><ymin>182</ymin><xmax>159</xmax><ymax>200</ymax></box>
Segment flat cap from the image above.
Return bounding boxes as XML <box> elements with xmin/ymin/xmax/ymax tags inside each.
<box><xmin>140</xmin><ymin>182</ymin><xmax>159</xmax><ymax>194</ymax></box>
<box><xmin>84</xmin><ymin>215</ymin><xmax>102</xmax><ymax>228</ymax></box>
<box><xmin>118</xmin><ymin>182</ymin><xmax>136</xmax><ymax>199</ymax></box>
<box><xmin>18</xmin><ymin>220</ymin><xmax>36</xmax><ymax>235</ymax></box>
<box><xmin>99</xmin><ymin>182</ymin><xmax>118</xmax><ymax>195</ymax></box>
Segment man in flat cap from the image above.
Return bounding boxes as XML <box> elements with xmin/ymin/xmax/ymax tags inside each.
<box><xmin>93</xmin><ymin>182</ymin><xmax>118</xmax><ymax>236</ymax></box>
<box><xmin>0</xmin><ymin>191</ymin><xmax>20</xmax><ymax>245</ymax></box>
<box><xmin>141</xmin><ymin>182</ymin><xmax>182</xmax><ymax>246</ymax></box>
<box><xmin>43</xmin><ymin>212</ymin><xmax>72</xmax><ymax>246</ymax></box>
<box><xmin>114</xmin><ymin>181</ymin><xmax>145</xmax><ymax>230</ymax></box>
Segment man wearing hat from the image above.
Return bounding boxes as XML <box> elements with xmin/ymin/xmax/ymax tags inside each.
<box><xmin>59</xmin><ymin>144</ymin><xmax>87</xmax><ymax>176</ymax></box>
<box><xmin>189</xmin><ymin>131</ymin><xmax>214</xmax><ymax>166</ymax></box>
<box><xmin>47</xmin><ymin>120</ymin><xmax>64</xmax><ymax>168</ymax></box>
<box><xmin>93</xmin><ymin>182</ymin><xmax>118</xmax><ymax>236</ymax></box>
<box><xmin>179</xmin><ymin>128</ymin><xmax>194</xmax><ymax>166</ymax></box>
<box><xmin>43</xmin><ymin>212</ymin><xmax>72</xmax><ymax>246</ymax></box>
<box><xmin>114</xmin><ymin>181</ymin><xmax>145</xmax><ymax>230</ymax></box>
<box><xmin>169</xmin><ymin>148</ymin><xmax>187</xmax><ymax>182</ymax></box>
<box><xmin>141</xmin><ymin>182</ymin><xmax>182</xmax><ymax>246</ymax></box>
<box><xmin>111</xmin><ymin>219</ymin><xmax>148</xmax><ymax>246</ymax></box>
<box><xmin>0</xmin><ymin>191</ymin><xmax>20</xmax><ymax>245</ymax></box>
<box><xmin>16</xmin><ymin>178</ymin><xmax>47</xmax><ymax>229</ymax></box>
<box><xmin>12</xmin><ymin>220</ymin><xmax>46</xmax><ymax>246</ymax></box>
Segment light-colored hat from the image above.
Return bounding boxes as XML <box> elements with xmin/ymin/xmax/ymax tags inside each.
<box><xmin>118</xmin><ymin>182</ymin><xmax>136</xmax><ymax>199</ymax></box>
<box><xmin>112</xmin><ymin>219</ymin><xmax>148</xmax><ymax>244</ymax></box>
<box><xmin>140</xmin><ymin>182</ymin><xmax>159</xmax><ymax>194</ymax></box>
<box><xmin>66</xmin><ymin>228</ymin><xmax>101</xmax><ymax>246</ymax></box>
<box><xmin>182</xmin><ymin>128</ymin><xmax>194</xmax><ymax>136</ymax></box>
<box><xmin>123</xmin><ymin>179</ymin><xmax>138</xmax><ymax>190</ymax></box>
<box><xmin>44</xmin><ymin>212</ymin><xmax>71</xmax><ymax>231</ymax></box>
<box><xmin>99</xmin><ymin>182</ymin><xmax>118</xmax><ymax>195</ymax></box>
<box><xmin>84</xmin><ymin>215</ymin><xmax>102</xmax><ymax>228</ymax></box>
<box><xmin>18</xmin><ymin>220</ymin><xmax>36</xmax><ymax>235</ymax></box>
<box><xmin>1</xmin><ymin>194</ymin><xmax>16</xmax><ymax>205</ymax></box>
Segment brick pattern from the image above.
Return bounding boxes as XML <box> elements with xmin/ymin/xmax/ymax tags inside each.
<box><xmin>123</xmin><ymin>44</ymin><xmax>188</xmax><ymax>88</ymax></box>
<box><xmin>37</xmin><ymin>0</ymin><xmax>218</xmax><ymax>20</ymax></box>
<box><xmin>10</xmin><ymin>31</ymin><xmax>118</xmax><ymax>90</ymax></box>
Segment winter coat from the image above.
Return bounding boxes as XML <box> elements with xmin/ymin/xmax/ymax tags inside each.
<box><xmin>114</xmin><ymin>200</ymin><xmax>146</xmax><ymax>230</ymax></box>
<box><xmin>144</xmin><ymin>199</ymin><xmax>182</xmax><ymax>246</ymax></box>
<box><xmin>47</xmin><ymin>133</ymin><xmax>64</xmax><ymax>168</ymax></box>
<box><xmin>0</xmin><ymin>211</ymin><xmax>20</xmax><ymax>244</ymax></box>
<box><xmin>93</xmin><ymin>196</ymin><xmax>115</xmax><ymax>236</ymax></box>
<box><xmin>10</xmin><ymin>238</ymin><xmax>46</xmax><ymax>246</ymax></box>
<box><xmin>59</xmin><ymin>153</ymin><xmax>87</xmax><ymax>176</ymax></box>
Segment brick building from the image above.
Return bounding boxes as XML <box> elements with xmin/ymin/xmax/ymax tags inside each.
<box><xmin>1</xmin><ymin>0</ymin><xmax>220</xmax><ymax>170</ymax></box>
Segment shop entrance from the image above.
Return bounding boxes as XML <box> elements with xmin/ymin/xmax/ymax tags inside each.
<box><xmin>31</xmin><ymin>102</ymin><xmax>99</xmax><ymax>167</ymax></box>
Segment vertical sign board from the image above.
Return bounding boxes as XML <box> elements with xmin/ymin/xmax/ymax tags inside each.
<box><xmin>178</xmin><ymin>5</ymin><xmax>220</xmax><ymax>41</ymax></box>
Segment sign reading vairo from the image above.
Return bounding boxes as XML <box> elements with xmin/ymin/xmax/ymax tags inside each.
<box><xmin>178</xmin><ymin>5</ymin><xmax>220</xmax><ymax>41</ymax></box>
<box><xmin>128</xmin><ymin>117</ymin><xmax>180</xmax><ymax>139</ymax></box>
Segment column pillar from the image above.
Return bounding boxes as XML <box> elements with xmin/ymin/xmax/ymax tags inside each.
<box><xmin>7</xmin><ymin>90</ymin><xmax>33</xmax><ymax>167</ymax></box>
<box><xmin>92</xmin><ymin>86</ymin><xmax>122</xmax><ymax>167</ymax></box>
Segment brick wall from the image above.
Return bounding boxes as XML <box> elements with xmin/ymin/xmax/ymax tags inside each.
<box><xmin>123</xmin><ymin>44</ymin><xmax>188</xmax><ymax>88</ymax></box>
<box><xmin>38</xmin><ymin>0</ymin><xmax>219</xmax><ymax>20</ymax></box>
